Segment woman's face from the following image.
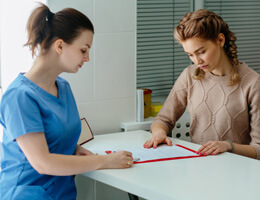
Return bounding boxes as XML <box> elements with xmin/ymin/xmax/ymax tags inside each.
<box><xmin>181</xmin><ymin>35</ymin><xmax>228</xmax><ymax>76</ymax></box>
<box><xmin>60</xmin><ymin>30</ymin><xmax>93</xmax><ymax>73</ymax></box>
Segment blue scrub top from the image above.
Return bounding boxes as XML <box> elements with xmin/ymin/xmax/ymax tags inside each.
<box><xmin>0</xmin><ymin>74</ymin><xmax>81</xmax><ymax>200</ymax></box>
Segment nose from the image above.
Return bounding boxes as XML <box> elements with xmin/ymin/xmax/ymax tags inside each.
<box><xmin>193</xmin><ymin>55</ymin><xmax>202</xmax><ymax>65</ymax></box>
<box><xmin>83</xmin><ymin>54</ymin><xmax>90</xmax><ymax>62</ymax></box>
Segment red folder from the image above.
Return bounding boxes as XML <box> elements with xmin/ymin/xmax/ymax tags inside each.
<box><xmin>134</xmin><ymin>144</ymin><xmax>205</xmax><ymax>164</ymax></box>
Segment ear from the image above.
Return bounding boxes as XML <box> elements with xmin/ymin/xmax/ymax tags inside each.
<box><xmin>217</xmin><ymin>33</ymin><xmax>225</xmax><ymax>47</ymax></box>
<box><xmin>54</xmin><ymin>39</ymin><xmax>64</xmax><ymax>55</ymax></box>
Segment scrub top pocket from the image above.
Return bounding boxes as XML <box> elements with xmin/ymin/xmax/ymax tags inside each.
<box><xmin>11</xmin><ymin>185</ymin><xmax>54</xmax><ymax>200</ymax></box>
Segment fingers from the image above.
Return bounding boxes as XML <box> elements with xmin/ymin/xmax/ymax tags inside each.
<box><xmin>143</xmin><ymin>138</ymin><xmax>154</xmax><ymax>148</ymax></box>
<box><xmin>115</xmin><ymin>151</ymin><xmax>134</xmax><ymax>168</ymax></box>
<box><xmin>143</xmin><ymin>138</ymin><xmax>158</xmax><ymax>149</ymax></box>
<box><xmin>123</xmin><ymin>153</ymin><xmax>134</xmax><ymax>168</ymax></box>
<box><xmin>165</xmin><ymin>137</ymin><xmax>173</xmax><ymax>146</ymax></box>
<box><xmin>153</xmin><ymin>140</ymin><xmax>158</xmax><ymax>148</ymax></box>
<box><xmin>125</xmin><ymin>158</ymin><xmax>134</xmax><ymax>168</ymax></box>
<box><xmin>197</xmin><ymin>142</ymin><xmax>214</xmax><ymax>155</ymax></box>
<box><xmin>196</xmin><ymin>143</ymin><xmax>208</xmax><ymax>155</ymax></box>
<box><xmin>197</xmin><ymin>141</ymin><xmax>225</xmax><ymax>156</ymax></box>
<box><xmin>143</xmin><ymin>136</ymin><xmax>172</xmax><ymax>149</ymax></box>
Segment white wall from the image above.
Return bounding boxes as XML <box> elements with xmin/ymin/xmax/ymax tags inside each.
<box><xmin>48</xmin><ymin>0</ymin><xmax>136</xmax><ymax>135</ymax></box>
<box><xmin>0</xmin><ymin>0</ymin><xmax>46</xmax><ymax>92</ymax></box>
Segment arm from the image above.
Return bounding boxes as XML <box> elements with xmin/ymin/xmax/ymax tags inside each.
<box><xmin>144</xmin><ymin>67</ymin><xmax>190</xmax><ymax>148</ymax></box>
<box><xmin>232</xmin><ymin>143</ymin><xmax>256</xmax><ymax>158</ymax></box>
<box><xmin>16</xmin><ymin>132</ymin><xmax>133</xmax><ymax>176</ymax></box>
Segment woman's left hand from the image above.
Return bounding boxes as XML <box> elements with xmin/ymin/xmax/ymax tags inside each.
<box><xmin>196</xmin><ymin>141</ymin><xmax>231</xmax><ymax>156</ymax></box>
<box><xmin>74</xmin><ymin>145</ymin><xmax>94</xmax><ymax>156</ymax></box>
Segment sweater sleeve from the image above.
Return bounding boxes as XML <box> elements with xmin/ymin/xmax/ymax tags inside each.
<box><xmin>248</xmin><ymin>75</ymin><xmax>260</xmax><ymax>160</ymax></box>
<box><xmin>151</xmin><ymin>67</ymin><xmax>189</xmax><ymax>133</ymax></box>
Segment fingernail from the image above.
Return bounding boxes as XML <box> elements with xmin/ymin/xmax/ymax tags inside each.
<box><xmin>211</xmin><ymin>153</ymin><xmax>214</xmax><ymax>155</ymax></box>
<box><xmin>196</xmin><ymin>151</ymin><xmax>198</xmax><ymax>154</ymax></box>
<box><xmin>203</xmin><ymin>153</ymin><xmax>207</xmax><ymax>155</ymax></box>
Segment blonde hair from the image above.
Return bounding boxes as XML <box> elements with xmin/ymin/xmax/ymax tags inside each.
<box><xmin>174</xmin><ymin>9</ymin><xmax>240</xmax><ymax>85</ymax></box>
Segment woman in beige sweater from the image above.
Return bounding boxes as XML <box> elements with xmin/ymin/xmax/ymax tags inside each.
<box><xmin>144</xmin><ymin>9</ymin><xmax>260</xmax><ymax>160</ymax></box>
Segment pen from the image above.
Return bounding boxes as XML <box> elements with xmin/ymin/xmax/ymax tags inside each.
<box><xmin>133</xmin><ymin>157</ymin><xmax>140</xmax><ymax>162</ymax></box>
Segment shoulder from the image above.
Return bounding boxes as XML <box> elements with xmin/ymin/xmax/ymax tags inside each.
<box><xmin>237</xmin><ymin>63</ymin><xmax>260</xmax><ymax>100</ymax></box>
<box><xmin>177</xmin><ymin>64</ymin><xmax>198</xmax><ymax>84</ymax></box>
<box><xmin>0</xmin><ymin>75</ymin><xmax>39</xmax><ymax>120</ymax></box>
<box><xmin>239</xmin><ymin>62</ymin><xmax>259</xmax><ymax>79</ymax></box>
<box><xmin>2</xmin><ymin>74</ymin><xmax>35</xmax><ymax>101</ymax></box>
<box><xmin>176</xmin><ymin>64</ymin><xmax>196</xmax><ymax>81</ymax></box>
<box><xmin>183</xmin><ymin>64</ymin><xmax>197</xmax><ymax>75</ymax></box>
<box><xmin>171</xmin><ymin>65</ymin><xmax>197</xmax><ymax>91</ymax></box>
<box><xmin>238</xmin><ymin>62</ymin><xmax>260</xmax><ymax>86</ymax></box>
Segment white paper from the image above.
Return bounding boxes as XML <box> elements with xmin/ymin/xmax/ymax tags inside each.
<box><xmin>123</xmin><ymin>145</ymin><xmax>198</xmax><ymax>162</ymax></box>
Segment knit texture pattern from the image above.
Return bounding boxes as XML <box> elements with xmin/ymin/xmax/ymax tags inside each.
<box><xmin>153</xmin><ymin>63</ymin><xmax>260</xmax><ymax>159</ymax></box>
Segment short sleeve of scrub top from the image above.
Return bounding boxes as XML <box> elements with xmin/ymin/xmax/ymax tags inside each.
<box><xmin>0</xmin><ymin>74</ymin><xmax>81</xmax><ymax>200</ymax></box>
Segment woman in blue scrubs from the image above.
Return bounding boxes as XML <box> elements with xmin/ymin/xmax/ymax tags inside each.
<box><xmin>0</xmin><ymin>3</ymin><xmax>133</xmax><ymax>200</ymax></box>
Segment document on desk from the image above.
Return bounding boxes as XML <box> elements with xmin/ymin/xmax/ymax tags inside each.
<box><xmin>125</xmin><ymin>145</ymin><xmax>202</xmax><ymax>164</ymax></box>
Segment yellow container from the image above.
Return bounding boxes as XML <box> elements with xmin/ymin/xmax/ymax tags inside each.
<box><xmin>143</xmin><ymin>89</ymin><xmax>152</xmax><ymax>118</ymax></box>
<box><xmin>150</xmin><ymin>102</ymin><xmax>163</xmax><ymax>117</ymax></box>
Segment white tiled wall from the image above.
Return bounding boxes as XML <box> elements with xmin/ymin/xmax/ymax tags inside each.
<box><xmin>48</xmin><ymin>0</ymin><xmax>136</xmax><ymax>135</ymax></box>
<box><xmin>48</xmin><ymin>0</ymin><xmax>94</xmax><ymax>20</ymax></box>
<box><xmin>94</xmin><ymin>97</ymin><xmax>136</xmax><ymax>134</ymax></box>
<box><xmin>94</xmin><ymin>33</ymin><xmax>136</xmax><ymax>100</ymax></box>
<box><xmin>94</xmin><ymin>0</ymin><xmax>136</xmax><ymax>33</ymax></box>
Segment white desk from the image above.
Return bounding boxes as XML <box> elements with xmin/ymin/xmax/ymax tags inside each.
<box><xmin>82</xmin><ymin>130</ymin><xmax>260</xmax><ymax>200</ymax></box>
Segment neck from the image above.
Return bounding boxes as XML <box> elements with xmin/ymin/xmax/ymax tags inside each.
<box><xmin>25</xmin><ymin>54</ymin><xmax>61</xmax><ymax>96</ymax></box>
<box><xmin>211</xmin><ymin>50</ymin><xmax>233</xmax><ymax>76</ymax></box>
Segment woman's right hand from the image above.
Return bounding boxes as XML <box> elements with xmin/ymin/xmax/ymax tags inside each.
<box><xmin>143</xmin><ymin>130</ymin><xmax>172</xmax><ymax>149</ymax></box>
<box><xmin>103</xmin><ymin>151</ymin><xmax>134</xmax><ymax>169</ymax></box>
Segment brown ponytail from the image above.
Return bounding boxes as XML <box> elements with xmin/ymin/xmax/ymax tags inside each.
<box><xmin>24</xmin><ymin>3</ymin><xmax>94</xmax><ymax>57</ymax></box>
<box><xmin>174</xmin><ymin>9</ymin><xmax>240</xmax><ymax>85</ymax></box>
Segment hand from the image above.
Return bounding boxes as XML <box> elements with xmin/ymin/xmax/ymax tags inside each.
<box><xmin>196</xmin><ymin>141</ymin><xmax>231</xmax><ymax>156</ymax></box>
<box><xmin>103</xmin><ymin>151</ymin><xmax>134</xmax><ymax>169</ymax></box>
<box><xmin>143</xmin><ymin>131</ymin><xmax>172</xmax><ymax>149</ymax></box>
<box><xmin>74</xmin><ymin>145</ymin><xmax>94</xmax><ymax>156</ymax></box>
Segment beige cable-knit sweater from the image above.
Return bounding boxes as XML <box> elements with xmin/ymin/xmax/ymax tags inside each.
<box><xmin>153</xmin><ymin>62</ymin><xmax>260</xmax><ymax>159</ymax></box>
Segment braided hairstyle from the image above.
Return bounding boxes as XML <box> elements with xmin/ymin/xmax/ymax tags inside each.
<box><xmin>174</xmin><ymin>9</ymin><xmax>240</xmax><ymax>85</ymax></box>
<box><xmin>24</xmin><ymin>3</ymin><xmax>94</xmax><ymax>57</ymax></box>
